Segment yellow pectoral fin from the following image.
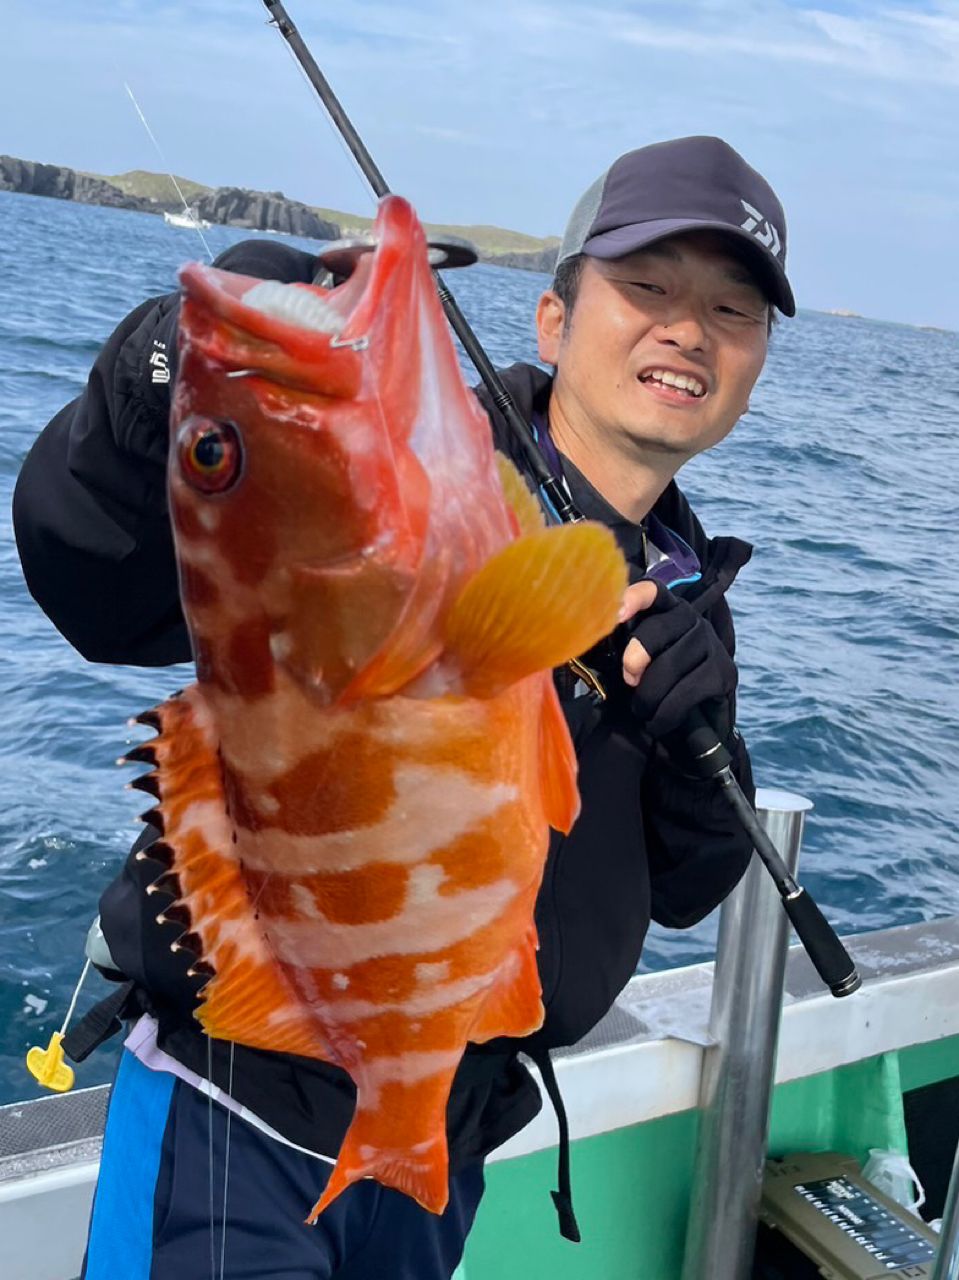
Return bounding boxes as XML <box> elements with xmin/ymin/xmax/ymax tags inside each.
<box><xmin>495</xmin><ymin>453</ymin><xmax>546</xmax><ymax>537</ymax></box>
<box><xmin>444</xmin><ymin>522</ymin><xmax>626</xmax><ymax>697</ymax></box>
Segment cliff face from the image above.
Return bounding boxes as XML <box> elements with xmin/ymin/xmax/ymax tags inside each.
<box><xmin>1</xmin><ymin>154</ymin><xmax>556</xmax><ymax>273</ymax></box>
<box><xmin>193</xmin><ymin>187</ymin><xmax>339</xmax><ymax>240</ymax></box>
<box><xmin>0</xmin><ymin>155</ymin><xmax>341</xmax><ymax>239</ymax></box>
<box><xmin>478</xmin><ymin>246</ymin><xmax>558</xmax><ymax>275</ymax></box>
<box><xmin>0</xmin><ymin>156</ymin><xmax>147</xmax><ymax>210</ymax></box>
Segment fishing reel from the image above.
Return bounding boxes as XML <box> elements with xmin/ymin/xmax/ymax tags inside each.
<box><xmin>313</xmin><ymin>234</ymin><xmax>478</xmax><ymax>286</ymax></box>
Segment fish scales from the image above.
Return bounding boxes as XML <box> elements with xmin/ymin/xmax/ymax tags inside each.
<box><xmin>132</xmin><ymin>194</ymin><xmax>626</xmax><ymax>1221</ymax></box>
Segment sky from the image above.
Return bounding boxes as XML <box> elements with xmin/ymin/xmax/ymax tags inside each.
<box><xmin>2</xmin><ymin>0</ymin><xmax>959</xmax><ymax>329</ymax></box>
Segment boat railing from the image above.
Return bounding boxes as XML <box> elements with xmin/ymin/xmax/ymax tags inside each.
<box><xmin>682</xmin><ymin>788</ymin><xmax>814</xmax><ymax>1280</ymax></box>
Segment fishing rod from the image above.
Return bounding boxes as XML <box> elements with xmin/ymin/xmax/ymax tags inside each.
<box><xmin>261</xmin><ymin>0</ymin><xmax>577</xmax><ymax>526</ymax></box>
<box><xmin>260</xmin><ymin>0</ymin><xmax>860</xmax><ymax>1000</ymax></box>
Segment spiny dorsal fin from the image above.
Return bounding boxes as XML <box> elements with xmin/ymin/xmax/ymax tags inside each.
<box><xmin>125</xmin><ymin>688</ymin><xmax>332</xmax><ymax>1063</ymax></box>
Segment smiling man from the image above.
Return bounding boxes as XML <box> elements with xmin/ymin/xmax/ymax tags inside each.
<box><xmin>478</xmin><ymin>133</ymin><xmax>794</xmax><ymax>697</ymax></box>
<box><xmin>14</xmin><ymin>134</ymin><xmax>794</xmax><ymax>1277</ymax></box>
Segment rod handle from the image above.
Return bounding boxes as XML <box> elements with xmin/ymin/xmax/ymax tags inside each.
<box><xmin>782</xmin><ymin>889</ymin><xmax>861</xmax><ymax>997</ymax></box>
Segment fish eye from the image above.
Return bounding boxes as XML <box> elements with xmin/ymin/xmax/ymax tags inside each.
<box><xmin>177</xmin><ymin>416</ymin><xmax>243</xmax><ymax>494</ymax></box>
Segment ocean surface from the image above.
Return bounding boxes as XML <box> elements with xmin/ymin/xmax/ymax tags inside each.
<box><xmin>1</xmin><ymin>189</ymin><xmax>957</xmax><ymax>1106</ymax></box>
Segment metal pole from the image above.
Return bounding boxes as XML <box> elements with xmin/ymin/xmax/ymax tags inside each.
<box><xmin>681</xmin><ymin>788</ymin><xmax>814</xmax><ymax>1280</ymax></box>
<box><xmin>932</xmin><ymin>1141</ymin><xmax>959</xmax><ymax>1279</ymax></box>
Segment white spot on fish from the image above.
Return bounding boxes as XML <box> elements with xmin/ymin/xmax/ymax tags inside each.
<box><xmin>332</xmin><ymin>973</ymin><xmax>350</xmax><ymax>990</ymax></box>
<box><xmin>24</xmin><ymin>995</ymin><xmax>48</xmax><ymax>1016</ymax></box>
<box><xmin>197</xmin><ymin>505</ymin><xmax>219</xmax><ymax>532</ymax></box>
<box><xmin>28</xmin><ymin>858</ymin><xmax>47</xmax><ymax>870</ymax></box>
<box><xmin>269</xmin><ymin>632</ymin><xmax>293</xmax><ymax>662</ymax></box>
<box><xmin>406</xmin><ymin>864</ymin><xmax>446</xmax><ymax>906</ymax></box>
<box><xmin>289</xmin><ymin>883</ymin><xmax>321</xmax><ymax>920</ymax></box>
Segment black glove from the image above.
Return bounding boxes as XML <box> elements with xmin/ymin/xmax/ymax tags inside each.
<box><xmin>625</xmin><ymin>584</ymin><xmax>737</xmax><ymax>740</ymax></box>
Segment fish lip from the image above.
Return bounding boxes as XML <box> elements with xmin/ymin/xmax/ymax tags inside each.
<box><xmin>177</xmin><ymin>256</ymin><xmax>377</xmax><ymax>398</ymax></box>
<box><xmin>178</xmin><ymin>214</ymin><xmax>393</xmax><ymax>357</ymax></box>
<box><xmin>180</xmin><ymin>261</ymin><xmax>361</xmax><ymax>337</ymax></box>
<box><xmin>178</xmin><ymin>196</ymin><xmax>420</xmax><ymax>394</ymax></box>
<box><xmin>636</xmin><ymin>364</ymin><xmax>711</xmax><ymax>396</ymax></box>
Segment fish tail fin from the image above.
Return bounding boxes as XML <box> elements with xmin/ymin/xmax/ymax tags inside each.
<box><xmin>306</xmin><ymin>1073</ymin><xmax>454</xmax><ymax>1222</ymax></box>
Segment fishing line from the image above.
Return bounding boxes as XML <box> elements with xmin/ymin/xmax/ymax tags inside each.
<box><xmin>207</xmin><ymin>1033</ymin><xmax>217</xmax><ymax>1280</ymax></box>
<box><xmin>123</xmin><ymin>83</ymin><xmax>215</xmax><ymax>262</ymax></box>
<box><xmin>219</xmin><ymin>1042</ymin><xmax>237</xmax><ymax>1280</ymax></box>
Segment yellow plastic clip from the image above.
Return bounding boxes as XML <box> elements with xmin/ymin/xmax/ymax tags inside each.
<box><xmin>26</xmin><ymin>1031</ymin><xmax>76</xmax><ymax>1093</ymax></box>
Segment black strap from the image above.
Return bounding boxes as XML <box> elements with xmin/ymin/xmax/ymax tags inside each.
<box><xmin>61</xmin><ymin>980</ymin><xmax>141</xmax><ymax>1064</ymax></box>
<box><xmin>528</xmin><ymin>1043</ymin><xmax>581</xmax><ymax>1243</ymax></box>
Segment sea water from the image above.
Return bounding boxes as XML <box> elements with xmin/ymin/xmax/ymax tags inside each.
<box><xmin>1</xmin><ymin>190</ymin><xmax>957</xmax><ymax>1103</ymax></box>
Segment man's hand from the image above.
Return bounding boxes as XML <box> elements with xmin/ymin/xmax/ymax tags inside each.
<box><xmin>618</xmin><ymin>581</ymin><xmax>659</xmax><ymax>686</ymax></box>
<box><xmin>616</xmin><ymin>581</ymin><xmax>737</xmax><ymax>739</ymax></box>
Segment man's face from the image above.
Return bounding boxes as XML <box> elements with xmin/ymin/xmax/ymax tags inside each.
<box><xmin>537</xmin><ymin>231</ymin><xmax>770</xmax><ymax>463</ymax></box>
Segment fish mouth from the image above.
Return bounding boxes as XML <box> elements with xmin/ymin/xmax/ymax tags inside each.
<box><xmin>178</xmin><ymin>257</ymin><xmax>371</xmax><ymax>370</ymax></box>
<box><xmin>177</xmin><ymin>195</ymin><xmax>424</xmax><ymax>394</ymax></box>
<box><xmin>240</xmin><ymin>279</ymin><xmax>355</xmax><ymax>344</ymax></box>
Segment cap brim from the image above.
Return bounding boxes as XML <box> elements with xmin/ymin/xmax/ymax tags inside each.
<box><xmin>584</xmin><ymin>218</ymin><xmax>796</xmax><ymax>317</ymax></box>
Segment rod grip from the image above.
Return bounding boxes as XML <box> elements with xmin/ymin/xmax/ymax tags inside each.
<box><xmin>783</xmin><ymin>890</ymin><xmax>861</xmax><ymax>997</ymax></box>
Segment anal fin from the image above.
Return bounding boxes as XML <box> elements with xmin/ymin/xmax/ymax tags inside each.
<box><xmin>468</xmin><ymin>933</ymin><xmax>544</xmax><ymax>1043</ymax></box>
<box><xmin>539</xmin><ymin>681</ymin><xmax>579</xmax><ymax>834</ymax></box>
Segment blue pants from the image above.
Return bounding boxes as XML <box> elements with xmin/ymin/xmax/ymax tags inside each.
<box><xmin>82</xmin><ymin>1051</ymin><xmax>485</xmax><ymax>1279</ymax></box>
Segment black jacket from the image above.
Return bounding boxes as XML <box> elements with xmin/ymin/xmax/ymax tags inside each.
<box><xmin>13</xmin><ymin>238</ymin><xmax>755</xmax><ymax>1168</ymax></box>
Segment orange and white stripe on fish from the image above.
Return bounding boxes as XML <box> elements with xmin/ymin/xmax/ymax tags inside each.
<box><xmin>128</xmin><ymin>194</ymin><xmax>626</xmax><ymax>1222</ymax></box>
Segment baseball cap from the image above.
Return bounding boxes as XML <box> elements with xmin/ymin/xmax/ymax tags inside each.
<box><xmin>557</xmin><ymin>136</ymin><xmax>795</xmax><ymax>316</ymax></box>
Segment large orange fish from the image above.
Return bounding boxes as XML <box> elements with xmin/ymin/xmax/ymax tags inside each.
<box><xmin>128</xmin><ymin>195</ymin><xmax>625</xmax><ymax>1222</ymax></box>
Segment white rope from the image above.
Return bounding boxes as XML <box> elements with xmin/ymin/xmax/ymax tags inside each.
<box><xmin>123</xmin><ymin>83</ymin><xmax>215</xmax><ymax>261</ymax></box>
<box><xmin>58</xmin><ymin>958</ymin><xmax>92</xmax><ymax>1037</ymax></box>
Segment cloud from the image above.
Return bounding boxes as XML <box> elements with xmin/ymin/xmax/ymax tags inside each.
<box><xmin>524</xmin><ymin>0</ymin><xmax>959</xmax><ymax>86</ymax></box>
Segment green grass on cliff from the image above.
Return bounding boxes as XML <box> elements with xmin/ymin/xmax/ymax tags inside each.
<box><xmin>313</xmin><ymin>208</ymin><xmax>559</xmax><ymax>256</ymax></box>
<box><xmin>98</xmin><ymin>170</ymin><xmax>213</xmax><ymax>203</ymax></box>
<box><xmin>89</xmin><ymin>169</ymin><xmax>557</xmax><ymax>255</ymax></box>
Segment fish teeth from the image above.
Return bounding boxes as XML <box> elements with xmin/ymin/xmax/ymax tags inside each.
<box><xmin>242</xmin><ymin>280</ymin><xmax>345</xmax><ymax>336</ymax></box>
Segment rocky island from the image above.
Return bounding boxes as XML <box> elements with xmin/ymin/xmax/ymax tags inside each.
<box><xmin>0</xmin><ymin>154</ymin><xmax>560</xmax><ymax>275</ymax></box>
